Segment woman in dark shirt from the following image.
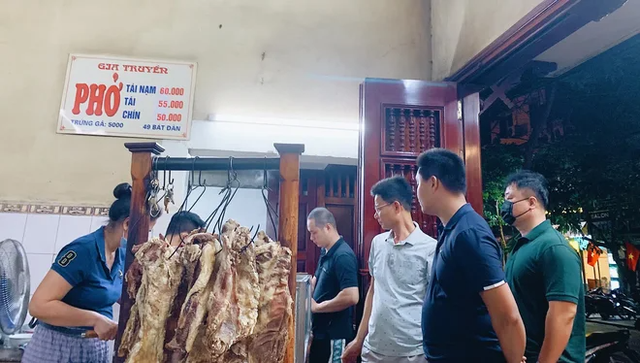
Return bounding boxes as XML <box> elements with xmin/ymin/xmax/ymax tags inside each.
<box><xmin>22</xmin><ymin>183</ymin><xmax>158</xmax><ymax>363</ymax></box>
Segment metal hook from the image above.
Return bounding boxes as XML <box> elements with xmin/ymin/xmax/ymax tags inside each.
<box><xmin>167</xmin><ymin>156</ymin><xmax>174</xmax><ymax>185</ymax></box>
<box><xmin>187</xmin><ymin>184</ymin><xmax>207</xmax><ymax>213</ymax></box>
<box><xmin>263</xmin><ymin>157</ymin><xmax>269</xmax><ymax>190</ymax></box>
<box><xmin>198</xmin><ymin>169</ymin><xmax>206</xmax><ymax>187</ymax></box>
<box><xmin>227</xmin><ymin>157</ymin><xmax>235</xmax><ymax>183</ymax></box>
<box><xmin>162</xmin><ymin>156</ymin><xmax>168</xmax><ymax>191</ymax></box>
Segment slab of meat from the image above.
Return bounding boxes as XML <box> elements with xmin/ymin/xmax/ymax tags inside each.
<box><xmin>118</xmin><ymin>302</ymin><xmax>140</xmax><ymax>358</ymax></box>
<box><xmin>166</xmin><ymin>238</ymin><xmax>219</xmax><ymax>357</ymax></box>
<box><xmin>124</xmin><ymin>238</ymin><xmax>185</xmax><ymax>363</ymax></box>
<box><xmin>203</xmin><ymin>220</ymin><xmax>260</xmax><ymax>359</ymax></box>
<box><xmin>213</xmin><ymin>341</ymin><xmax>248</xmax><ymax>363</ymax></box>
<box><xmin>247</xmin><ymin>232</ymin><xmax>293</xmax><ymax>363</ymax></box>
<box><xmin>121</xmin><ymin>243</ymin><xmax>147</xmax><ymax>315</ymax></box>
<box><xmin>118</xmin><ymin>242</ymin><xmax>160</xmax><ymax>358</ymax></box>
<box><xmin>162</xmin><ymin>243</ymin><xmax>202</xmax><ymax>363</ymax></box>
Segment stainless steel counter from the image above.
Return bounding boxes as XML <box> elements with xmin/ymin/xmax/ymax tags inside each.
<box><xmin>295</xmin><ymin>273</ymin><xmax>312</xmax><ymax>363</ymax></box>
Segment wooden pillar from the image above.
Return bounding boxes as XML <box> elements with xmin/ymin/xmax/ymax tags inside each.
<box><xmin>114</xmin><ymin>142</ymin><xmax>165</xmax><ymax>363</ymax></box>
<box><xmin>274</xmin><ymin>143</ymin><xmax>305</xmax><ymax>363</ymax></box>
<box><xmin>461</xmin><ymin>92</ymin><xmax>484</xmax><ymax>215</ymax></box>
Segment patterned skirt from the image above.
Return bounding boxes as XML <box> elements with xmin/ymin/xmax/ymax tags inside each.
<box><xmin>21</xmin><ymin>324</ymin><xmax>110</xmax><ymax>363</ymax></box>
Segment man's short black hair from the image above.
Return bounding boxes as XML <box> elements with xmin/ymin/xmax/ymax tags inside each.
<box><xmin>370</xmin><ymin>176</ymin><xmax>413</xmax><ymax>211</ymax></box>
<box><xmin>505</xmin><ymin>170</ymin><xmax>549</xmax><ymax>210</ymax></box>
<box><xmin>416</xmin><ymin>148</ymin><xmax>466</xmax><ymax>194</ymax></box>
<box><xmin>166</xmin><ymin>211</ymin><xmax>206</xmax><ymax>236</ymax></box>
<box><xmin>307</xmin><ymin>207</ymin><xmax>337</xmax><ymax>229</ymax></box>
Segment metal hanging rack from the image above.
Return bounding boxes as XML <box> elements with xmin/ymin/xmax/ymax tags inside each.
<box><xmin>114</xmin><ymin>142</ymin><xmax>304</xmax><ymax>363</ymax></box>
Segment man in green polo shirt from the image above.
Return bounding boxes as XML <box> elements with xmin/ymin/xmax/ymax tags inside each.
<box><xmin>502</xmin><ymin>170</ymin><xmax>585</xmax><ymax>363</ymax></box>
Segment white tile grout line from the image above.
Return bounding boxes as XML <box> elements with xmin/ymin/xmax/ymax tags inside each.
<box><xmin>53</xmin><ymin>214</ymin><xmax>61</xmax><ymax>255</ymax></box>
<box><xmin>21</xmin><ymin>213</ymin><xmax>29</xmax><ymax>245</ymax></box>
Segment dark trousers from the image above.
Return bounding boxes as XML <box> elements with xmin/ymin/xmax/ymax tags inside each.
<box><xmin>309</xmin><ymin>338</ymin><xmax>334</xmax><ymax>363</ymax></box>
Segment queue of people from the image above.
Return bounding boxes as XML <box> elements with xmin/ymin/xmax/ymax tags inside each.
<box><xmin>21</xmin><ymin>148</ymin><xmax>584</xmax><ymax>363</ymax></box>
<box><xmin>308</xmin><ymin>148</ymin><xmax>585</xmax><ymax>363</ymax></box>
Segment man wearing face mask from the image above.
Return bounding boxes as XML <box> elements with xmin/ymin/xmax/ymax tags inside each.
<box><xmin>502</xmin><ymin>170</ymin><xmax>585</xmax><ymax>363</ymax></box>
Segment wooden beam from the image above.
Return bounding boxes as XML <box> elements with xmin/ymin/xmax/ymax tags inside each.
<box><xmin>114</xmin><ymin>142</ymin><xmax>164</xmax><ymax>363</ymax></box>
<box><xmin>480</xmin><ymin>60</ymin><xmax>558</xmax><ymax>114</ymax></box>
<box><xmin>448</xmin><ymin>0</ymin><xmax>627</xmax><ymax>89</ymax></box>
<box><xmin>274</xmin><ymin>143</ymin><xmax>305</xmax><ymax>363</ymax></box>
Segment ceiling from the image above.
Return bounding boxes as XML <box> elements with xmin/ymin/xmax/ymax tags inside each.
<box><xmin>535</xmin><ymin>0</ymin><xmax>640</xmax><ymax>76</ymax></box>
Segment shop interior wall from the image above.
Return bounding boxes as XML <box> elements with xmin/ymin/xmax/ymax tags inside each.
<box><xmin>430</xmin><ymin>0</ymin><xmax>545</xmax><ymax>81</ymax></box>
<box><xmin>0</xmin><ymin>0</ymin><xmax>432</xmax><ymax>208</ymax></box>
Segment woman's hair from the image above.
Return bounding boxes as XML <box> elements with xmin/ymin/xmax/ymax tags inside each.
<box><xmin>108</xmin><ymin>183</ymin><xmax>132</xmax><ymax>224</ymax></box>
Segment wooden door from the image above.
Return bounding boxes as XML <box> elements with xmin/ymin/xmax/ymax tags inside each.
<box><xmin>268</xmin><ymin>167</ymin><xmax>358</xmax><ymax>276</ymax></box>
<box><xmin>296</xmin><ymin>170</ymin><xmax>321</xmax><ymax>274</ymax></box>
<box><xmin>357</xmin><ymin>78</ymin><xmax>481</xmax><ymax>294</ymax></box>
<box><xmin>322</xmin><ymin>165</ymin><xmax>357</xmax><ymax>251</ymax></box>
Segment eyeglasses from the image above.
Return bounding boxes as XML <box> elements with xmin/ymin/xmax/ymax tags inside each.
<box><xmin>374</xmin><ymin>203</ymin><xmax>392</xmax><ymax>215</ymax></box>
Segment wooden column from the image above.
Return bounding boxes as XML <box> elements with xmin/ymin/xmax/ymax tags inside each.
<box><xmin>461</xmin><ymin>92</ymin><xmax>483</xmax><ymax>214</ymax></box>
<box><xmin>274</xmin><ymin>143</ymin><xmax>305</xmax><ymax>363</ymax></box>
<box><xmin>114</xmin><ymin>142</ymin><xmax>165</xmax><ymax>363</ymax></box>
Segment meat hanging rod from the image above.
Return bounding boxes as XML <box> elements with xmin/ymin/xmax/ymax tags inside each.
<box><xmin>152</xmin><ymin>156</ymin><xmax>282</xmax><ymax>172</ymax></box>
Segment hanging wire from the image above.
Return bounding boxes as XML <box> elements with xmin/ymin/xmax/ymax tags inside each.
<box><xmin>203</xmin><ymin>157</ymin><xmax>240</xmax><ymax>234</ymax></box>
<box><xmin>168</xmin><ymin>158</ymin><xmax>211</xmax><ymax>258</ymax></box>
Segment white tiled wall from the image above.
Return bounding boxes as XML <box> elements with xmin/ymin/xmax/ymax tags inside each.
<box><xmin>0</xmin><ymin>212</ymin><xmax>108</xmax><ymax>325</ymax></box>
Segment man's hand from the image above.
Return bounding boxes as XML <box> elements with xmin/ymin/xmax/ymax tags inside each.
<box><xmin>538</xmin><ymin>301</ymin><xmax>577</xmax><ymax>363</ymax></box>
<box><xmin>311</xmin><ymin>288</ymin><xmax>358</xmax><ymax>314</ymax></box>
<box><xmin>311</xmin><ymin>298</ymin><xmax>320</xmax><ymax>313</ymax></box>
<box><xmin>341</xmin><ymin>339</ymin><xmax>362</xmax><ymax>363</ymax></box>
<box><xmin>480</xmin><ymin>283</ymin><xmax>526</xmax><ymax>363</ymax></box>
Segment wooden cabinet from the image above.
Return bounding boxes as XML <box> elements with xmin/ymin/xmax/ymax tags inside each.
<box><xmin>356</xmin><ymin>77</ymin><xmax>482</xmax><ymax>301</ymax></box>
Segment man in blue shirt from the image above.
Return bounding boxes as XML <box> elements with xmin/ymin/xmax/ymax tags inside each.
<box><xmin>416</xmin><ymin>148</ymin><xmax>526</xmax><ymax>363</ymax></box>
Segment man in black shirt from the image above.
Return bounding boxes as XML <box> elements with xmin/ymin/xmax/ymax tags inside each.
<box><xmin>308</xmin><ymin>207</ymin><xmax>359</xmax><ymax>363</ymax></box>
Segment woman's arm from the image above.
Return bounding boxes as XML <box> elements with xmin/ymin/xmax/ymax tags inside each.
<box><xmin>29</xmin><ymin>270</ymin><xmax>114</xmax><ymax>337</ymax></box>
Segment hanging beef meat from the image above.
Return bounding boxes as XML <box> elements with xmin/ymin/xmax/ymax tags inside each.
<box><xmin>119</xmin><ymin>220</ymin><xmax>293</xmax><ymax>363</ymax></box>
<box><xmin>247</xmin><ymin>232</ymin><xmax>293</xmax><ymax>363</ymax></box>
<box><xmin>162</xmin><ymin>241</ymin><xmax>204</xmax><ymax>363</ymax></box>
<box><xmin>203</xmin><ymin>220</ymin><xmax>260</xmax><ymax>359</ymax></box>
<box><xmin>120</xmin><ymin>238</ymin><xmax>185</xmax><ymax>363</ymax></box>
<box><xmin>166</xmin><ymin>237</ymin><xmax>218</xmax><ymax>357</ymax></box>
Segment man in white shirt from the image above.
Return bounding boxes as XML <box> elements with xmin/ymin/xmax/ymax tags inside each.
<box><xmin>342</xmin><ymin>176</ymin><xmax>436</xmax><ymax>363</ymax></box>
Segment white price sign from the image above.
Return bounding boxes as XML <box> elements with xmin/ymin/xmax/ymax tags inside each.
<box><xmin>57</xmin><ymin>54</ymin><xmax>197</xmax><ymax>140</ymax></box>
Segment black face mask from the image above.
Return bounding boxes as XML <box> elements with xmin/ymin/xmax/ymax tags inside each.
<box><xmin>500</xmin><ymin>198</ymin><xmax>530</xmax><ymax>225</ymax></box>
